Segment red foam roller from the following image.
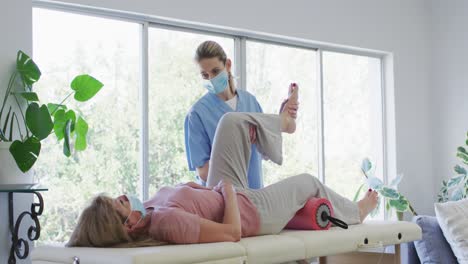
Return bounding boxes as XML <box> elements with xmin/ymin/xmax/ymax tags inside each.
<box><xmin>285</xmin><ymin>197</ymin><xmax>334</xmax><ymax>230</ymax></box>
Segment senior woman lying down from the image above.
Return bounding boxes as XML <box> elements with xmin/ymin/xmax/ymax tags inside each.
<box><xmin>67</xmin><ymin>87</ymin><xmax>378</xmax><ymax>247</ymax></box>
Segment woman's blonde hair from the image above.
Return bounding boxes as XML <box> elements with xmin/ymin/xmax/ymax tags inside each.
<box><xmin>195</xmin><ymin>40</ymin><xmax>236</xmax><ymax>93</ymax></box>
<box><xmin>67</xmin><ymin>194</ymin><xmax>165</xmax><ymax>248</ymax></box>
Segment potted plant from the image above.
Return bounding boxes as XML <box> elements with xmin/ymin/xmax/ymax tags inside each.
<box><xmin>437</xmin><ymin>131</ymin><xmax>468</xmax><ymax>202</ymax></box>
<box><xmin>0</xmin><ymin>50</ymin><xmax>103</xmax><ymax>184</ymax></box>
<box><xmin>353</xmin><ymin>158</ymin><xmax>417</xmax><ymax>220</ymax></box>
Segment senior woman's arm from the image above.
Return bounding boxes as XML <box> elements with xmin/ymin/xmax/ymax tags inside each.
<box><xmin>149</xmin><ymin>180</ymin><xmax>242</xmax><ymax>244</ymax></box>
<box><xmin>198</xmin><ymin>180</ymin><xmax>241</xmax><ymax>242</ymax></box>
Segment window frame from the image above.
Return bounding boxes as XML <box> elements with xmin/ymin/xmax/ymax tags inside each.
<box><xmin>32</xmin><ymin>1</ymin><xmax>391</xmax><ymax>219</ymax></box>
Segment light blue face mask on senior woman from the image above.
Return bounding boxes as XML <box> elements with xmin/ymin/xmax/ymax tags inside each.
<box><xmin>204</xmin><ymin>70</ymin><xmax>229</xmax><ymax>94</ymax></box>
<box><xmin>124</xmin><ymin>195</ymin><xmax>146</xmax><ymax>225</ymax></box>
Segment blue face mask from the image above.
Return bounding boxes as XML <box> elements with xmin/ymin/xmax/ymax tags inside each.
<box><xmin>204</xmin><ymin>70</ymin><xmax>229</xmax><ymax>94</ymax></box>
<box><xmin>125</xmin><ymin>195</ymin><xmax>146</xmax><ymax>225</ymax></box>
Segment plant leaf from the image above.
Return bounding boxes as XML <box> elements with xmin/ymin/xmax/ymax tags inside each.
<box><xmin>438</xmin><ymin>195</ymin><xmax>447</xmax><ymax>203</ymax></box>
<box><xmin>9</xmin><ymin>113</ymin><xmax>15</xmax><ymax>141</ymax></box>
<box><xmin>47</xmin><ymin>103</ymin><xmax>67</xmax><ymax>115</ymax></box>
<box><xmin>458</xmin><ymin>149</ymin><xmax>468</xmax><ymax>157</ymax></box>
<box><xmin>16</xmin><ymin>50</ymin><xmax>41</xmax><ymax>87</ymax></box>
<box><xmin>53</xmin><ymin>109</ymin><xmax>66</xmax><ymax>140</ymax></box>
<box><xmin>12</xmin><ymin>91</ymin><xmax>39</xmax><ymax>101</ymax></box>
<box><xmin>2</xmin><ymin>106</ymin><xmax>12</xmax><ymax>134</ymax></box>
<box><xmin>26</xmin><ymin>103</ymin><xmax>53</xmax><ymax>140</ymax></box>
<box><xmin>447</xmin><ymin>175</ymin><xmax>465</xmax><ymax>188</ymax></box>
<box><xmin>71</xmin><ymin>74</ymin><xmax>103</xmax><ymax>102</ymax></box>
<box><xmin>361</xmin><ymin>158</ymin><xmax>372</xmax><ymax>176</ymax></box>
<box><xmin>390</xmin><ymin>173</ymin><xmax>404</xmax><ymax>188</ymax></box>
<box><xmin>75</xmin><ymin>116</ymin><xmax>88</xmax><ymax>151</ymax></box>
<box><xmin>65</xmin><ymin>110</ymin><xmax>76</xmax><ymax>125</ymax></box>
<box><xmin>454</xmin><ymin>165</ymin><xmax>467</xmax><ymax>175</ymax></box>
<box><xmin>450</xmin><ymin>187</ymin><xmax>465</xmax><ymax>201</ymax></box>
<box><xmin>389</xmin><ymin>195</ymin><xmax>409</xmax><ymax>212</ymax></box>
<box><xmin>457</xmin><ymin>152</ymin><xmax>468</xmax><ymax>165</ymax></box>
<box><xmin>63</xmin><ymin>119</ymin><xmax>72</xmax><ymax>157</ymax></box>
<box><xmin>458</xmin><ymin>146</ymin><xmax>468</xmax><ymax>155</ymax></box>
<box><xmin>9</xmin><ymin>137</ymin><xmax>41</xmax><ymax>172</ymax></box>
<box><xmin>379</xmin><ymin>187</ymin><xmax>400</xmax><ymax>199</ymax></box>
<box><xmin>53</xmin><ymin>109</ymin><xmax>76</xmax><ymax>140</ymax></box>
<box><xmin>366</xmin><ymin>176</ymin><xmax>383</xmax><ymax>190</ymax></box>
<box><xmin>0</xmin><ymin>128</ymin><xmax>7</xmax><ymax>141</ymax></box>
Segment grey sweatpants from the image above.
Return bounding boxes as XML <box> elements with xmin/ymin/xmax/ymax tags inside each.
<box><xmin>207</xmin><ymin>112</ymin><xmax>361</xmax><ymax>235</ymax></box>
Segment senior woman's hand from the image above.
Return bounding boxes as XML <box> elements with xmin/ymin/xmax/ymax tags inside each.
<box><xmin>213</xmin><ymin>179</ymin><xmax>235</xmax><ymax>194</ymax></box>
<box><xmin>198</xmin><ymin>178</ymin><xmax>242</xmax><ymax>243</ymax></box>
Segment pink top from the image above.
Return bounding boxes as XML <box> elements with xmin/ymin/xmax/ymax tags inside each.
<box><xmin>142</xmin><ymin>183</ymin><xmax>260</xmax><ymax>244</ymax></box>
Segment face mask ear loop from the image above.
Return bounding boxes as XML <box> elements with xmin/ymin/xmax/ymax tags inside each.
<box><xmin>228</xmin><ymin>71</ymin><xmax>234</xmax><ymax>93</ymax></box>
<box><xmin>124</xmin><ymin>210</ymin><xmax>133</xmax><ymax>225</ymax></box>
<box><xmin>135</xmin><ymin>215</ymin><xmax>143</xmax><ymax>226</ymax></box>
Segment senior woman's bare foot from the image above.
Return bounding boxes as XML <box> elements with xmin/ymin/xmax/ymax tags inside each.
<box><xmin>280</xmin><ymin>84</ymin><xmax>299</xmax><ymax>133</ymax></box>
<box><xmin>358</xmin><ymin>189</ymin><xmax>379</xmax><ymax>222</ymax></box>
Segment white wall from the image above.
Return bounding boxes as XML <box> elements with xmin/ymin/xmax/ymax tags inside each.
<box><xmin>57</xmin><ymin>0</ymin><xmax>435</xmax><ymax>215</ymax></box>
<box><xmin>0</xmin><ymin>0</ymin><xmax>31</xmax><ymax>83</ymax></box>
<box><xmin>0</xmin><ymin>1</ymin><xmax>33</xmax><ymax>263</ymax></box>
<box><xmin>429</xmin><ymin>0</ymin><xmax>468</xmax><ymax>198</ymax></box>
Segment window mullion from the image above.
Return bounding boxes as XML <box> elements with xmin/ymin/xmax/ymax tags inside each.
<box><xmin>317</xmin><ymin>49</ymin><xmax>326</xmax><ymax>184</ymax></box>
<box><xmin>234</xmin><ymin>37</ymin><xmax>247</xmax><ymax>90</ymax></box>
<box><xmin>380</xmin><ymin>58</ymin><xmax>389</xmax><ymax>220</ymax></box>
<box><xmin>140</xmin><ymin>22</ymin><xmax>149</xmax><ymax>200</ymax></box>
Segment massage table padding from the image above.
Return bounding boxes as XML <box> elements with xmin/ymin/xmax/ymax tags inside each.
<box><xmin>32</xmin><ymin>220</ymin><xmax>422</xmax><ymax>264</ymax></box>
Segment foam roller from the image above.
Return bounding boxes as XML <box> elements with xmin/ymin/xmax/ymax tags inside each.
<box><xmin>285</xmin><ymin>197</ymin><xmax>348</xmax><ymax>230</ymax></box>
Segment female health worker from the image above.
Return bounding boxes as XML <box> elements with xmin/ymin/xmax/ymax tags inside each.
<box><xmin>184</xmin><ymin>40</ymin><xmax>298</xmax><ymax>188</ymax></box>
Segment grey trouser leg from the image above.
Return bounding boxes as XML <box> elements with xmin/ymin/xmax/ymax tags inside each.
<box><xmin>245</xmin><ymin>174</ymin><xmax>361</xmax><ymax>235</ymax></box>
<box><xmin>207</xmin><ymin>112</ymin><xmax>282</xmax><ymax>188</ymax></box>
<box><xmin>206</xmin><ymin>112</ymin><xmax>360</xmax><ymax>235</ymax></box>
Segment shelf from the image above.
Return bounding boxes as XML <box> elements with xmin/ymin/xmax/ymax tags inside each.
<box><xmin>0</xmin><ymin>183</ymin><xmax>48</xmax><ymax>193</ymax></box>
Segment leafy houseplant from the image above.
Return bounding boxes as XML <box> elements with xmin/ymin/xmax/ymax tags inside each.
<box><xmin>0</xmin><ymin>50</ymin><xmax>103</xmax><ymax>173</ymax></box>
<box><xmin>437</xmin><ymin>131</ymin><xmax>468</xmax><ymax>202</ymax></box>
<box><xmin>353</xmin><ymin>158</ymin><xmax>417</xmax><ymax>219</ymax></box>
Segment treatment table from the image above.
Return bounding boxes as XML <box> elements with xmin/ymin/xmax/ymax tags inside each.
<box><xmin>32</xmin><ymin>220</ymin><xmax>422</xmax><ymax>264</ymax></box>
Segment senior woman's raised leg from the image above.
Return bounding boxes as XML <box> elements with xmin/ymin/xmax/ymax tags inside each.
<box><xmin>207</xmin><ymin>86</ymin><xmax>298</xmax><ymax>188</ymax></box>
<box><xmin>206</xmin><ymin>112</ymin><xmax>287</xmax><ymax>188</ymax></box>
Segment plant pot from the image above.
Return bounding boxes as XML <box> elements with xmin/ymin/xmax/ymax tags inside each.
<box><xmin>0</xmin><ymin>142</ymin><xmax>33</xmax><ymax>185</ymax></box>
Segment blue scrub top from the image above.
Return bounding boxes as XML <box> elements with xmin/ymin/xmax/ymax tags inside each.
<box><xmin>184</xmin><ymin>89</ymin><xmax>263</xmax><ymax>189</ymax></box>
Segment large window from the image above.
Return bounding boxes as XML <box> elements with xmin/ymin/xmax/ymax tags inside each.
<box><xmin>148</xmin><ymin>28</ymin><xmax>234</xmax><ymax>190</ymax></box>
<box><xmin>322</xmin><ymin>52</ymin><xmax>383</xmax><ymax>200</ymax></box>
<box><xmin>246</xmin><ymin>41</ymin><xmax>318</xmax><ymax>186</ymax></box>
<box><xmin>33</xmin><ymin>6</ymin><xmax>386</xmax><ymax>244</ymax></box>
<box><xmin>33</xmin><ymin>8</ymin><xmax>140</xmax><ymax>244</ymax></box>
